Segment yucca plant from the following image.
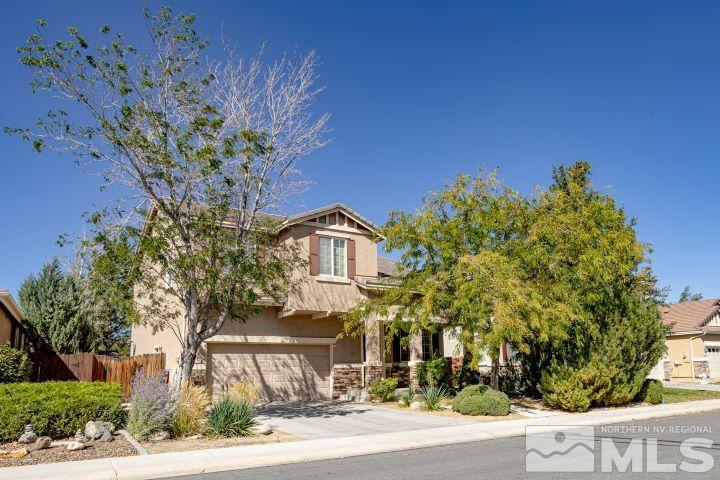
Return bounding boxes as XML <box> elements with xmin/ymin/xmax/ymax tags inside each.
<box><xmin>419</xmin><ymin>385</ymin><xmax>448</xmax><ymax>411</ymax></box>
<box><xmin>399</xmin><ymin>387</ymin><xmax>416</xmax><ymax>407</ymax></box>
<box><xmin>206</xmin><ymin>396</ymin><xmax>256</xmax><ymax>437</ymax></box>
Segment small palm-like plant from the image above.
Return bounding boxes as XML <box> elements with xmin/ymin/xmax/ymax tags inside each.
<box><xmin>206</xmin><ymin>396</ymin><xmax>256</xmax><ymax>437</ymax></box>
<box><xmin>419</xmin><ymin>385</ymin><xmax>448</xmax><ymax>411</ymax></box>
<box><xmin>399</xmin><ymin>387</ymin><xmax>416</xmax><ymax>407</ymax></box>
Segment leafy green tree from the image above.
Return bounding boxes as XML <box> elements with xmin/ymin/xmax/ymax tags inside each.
<box><xmin>346</xmin><ymin>162</ymin><xmax>667</xmax><ymax>404</ymax></box>
<box><xmin>678</xmin><ymin>286</ymin><xmax>703</xmax><ymax>303</ymax></box>
<box><xmin>11</xmin><ymin>7</ymin><xmax>327</xmax><ymax>384</ymax></box>
<box><xmin>18</xmin><ymin>259</ymin><xmax>98</xmax><ymax>354</ymax></box>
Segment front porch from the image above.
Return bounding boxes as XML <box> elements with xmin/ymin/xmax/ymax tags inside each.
<box><xmin>331</xmin><ymin>316</ymin><xmax>448</xmax><ymax>399</ymax></box>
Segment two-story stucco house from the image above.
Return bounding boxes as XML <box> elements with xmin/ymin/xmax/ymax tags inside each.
<box><xmin>131</xmin><ymin>203</ymin><xmax>458</xmax><ymax>401</ymax></box>
<box><xmin>0</xmin><ymin>289</ymin><xmax>30</xmax><ymax>351</ymax></box>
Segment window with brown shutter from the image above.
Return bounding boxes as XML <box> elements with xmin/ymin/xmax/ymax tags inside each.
<box><xmin>309</xmin><ymin>233</ymin><xmax>319</xmax><ymax>275</ymax></box>
<box><xmin>347</xmin><ymin>238</ymin><xmax>356</xmax><ymax>279</ymax></box>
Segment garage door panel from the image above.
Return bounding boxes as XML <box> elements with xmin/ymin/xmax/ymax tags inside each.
<box><xmin>208</xmin><ymin>343</ymin><xmax>331</xmax><ymax>401</ymax></box>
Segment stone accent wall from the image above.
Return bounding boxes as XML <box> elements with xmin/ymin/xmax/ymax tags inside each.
<box><xmin>365</xmin><ymin>365</ymin><xmax>384</xmax><ymax>387</ymax></box>
<box><xmin>409</xmin><ymin>364</ymin><xmax>420</xmax><ymax>390</ymax></box>
<box><xmin>693</xmin><ymin>360</ymin><xmax>709</xmax><ymax>379</ymax></box>
<box><xmin>663</xmin><ymin>360</ymin><xmax>673</xmax><ymax>380</ymax></box>
<box><xmin>386</xmin><ymin>365</ymin><xmax>410</xmax><ymax>387</ymax></box>
<box><xmin>332</xmin><ymin>366</ymin><xmax>364</xmax><ymax>399</ymax></box>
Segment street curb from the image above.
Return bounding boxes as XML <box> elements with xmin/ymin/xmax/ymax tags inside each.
<box><xmin>5</xmin><ymin>399</ymin><xmax>720</xmax><ymax>480</ymax></box>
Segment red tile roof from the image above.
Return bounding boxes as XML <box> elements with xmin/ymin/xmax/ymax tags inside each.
<box><xmin>660</xmin><ymin>298</ymin><xmax>720</xmax><ymax>333</ymax></box>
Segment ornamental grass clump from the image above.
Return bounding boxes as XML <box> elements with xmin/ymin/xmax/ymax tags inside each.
<box><xmin>127</xmin><ymin>371</ymin><xmax>176</xmax><ymax>440</ymax></box>
<box><xmin>172</xmin><ymin>382</ymin><xmax>211</xmax><ymax>437</ymax></box>
<box><xmin>206</xmin><ymin>396</ymin><xmax>256</xmax><ymax>437</ymax></box>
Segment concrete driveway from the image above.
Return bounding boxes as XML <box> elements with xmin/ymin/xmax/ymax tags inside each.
<box><xmin>255</xmin><ymin>401</ymin><xmax>472</xmax><ymax>439</ymax></box>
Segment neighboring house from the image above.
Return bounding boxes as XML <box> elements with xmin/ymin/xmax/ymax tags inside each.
<box><xmin>0</xmin><ymin>289</ymin><xmax>30</xmax><ymax>351</ymax></box>
<box><xmin>131</xmin><ymin>203</ymin><xmax>455</xmax><ymax>401</ymax></box>
<box><xmin>659</xmin><ymin>298</ymin><xmax>720</xmax><ymax>381</ymax></box>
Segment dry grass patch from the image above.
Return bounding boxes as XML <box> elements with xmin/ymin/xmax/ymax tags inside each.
<box><xmin>142</xmin><ymin>430</ymin><xmax>302</xmax><ymax>454</ymax></box>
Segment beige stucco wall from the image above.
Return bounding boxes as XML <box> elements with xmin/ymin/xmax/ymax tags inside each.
<box><xmin>279</xmin><ymin>223</ymin><xmax>377</xmax><ymax>313</ymax></box>
<box><xmin>131</xmin><ymin>212</ymin><xmax>376</xmax><ymax>377</ymax></box>
<box><xmin>665</xmin><ymin>334</ymin><xmax>706</xmax><ymax>378</ymax></box>
<box><xmin>0</xmin><ymin>308</ymin><xmax>12</xmax><ymax>347</ymax></box>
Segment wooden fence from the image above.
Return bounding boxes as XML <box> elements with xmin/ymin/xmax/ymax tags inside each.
<box><xmin>33</xmin><ymin>352</ymin><xmax>166</xmax><ymax>397</ymax></box>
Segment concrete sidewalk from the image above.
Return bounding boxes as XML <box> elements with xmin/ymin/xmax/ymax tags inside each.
<box><xmin>664</xmin><ymin>380</ymin><xmax>720</xmax><ymax>391</ymax></box>
<box><xmin>5</xmin><ymin>399</ymin><xmax>720</xmax><ymax>480</ymax></box>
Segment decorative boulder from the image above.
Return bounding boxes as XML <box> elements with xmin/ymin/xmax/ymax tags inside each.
<box><xmin>150</xmin><ymin>431</ymin><xmax>171</xmax><ymax>441</ymax></box>
<box><xmin>67</xmin><ymin>441</ymin><xmax>86</xmax><ymax>451</ymax></box>
<box><xmin>85</xmin><ymin>421</ymin><xmax>115</xmax><ymax>440</ymax></box>
<box><xmin>18</xmin><ymin>425</ymin><xmax>38</xmax><ymax>444</ymax></box>
<box><xmin>34</xmin><ymin>437</ymin><xmax>52</xmax><ymax>450</ymax></box>
<box><xmin>99</xmin><ymin>430</ymin><xmax>114</xmax><ymax>443</ymax></box>
<box><xmin>0</xmin><ymin>448</ymin><xmax>29</xmax><ymax>459</ymax></box>
<box><xmin>250</xmin><ymin>423</ymin><xmax>272</xmax><ymax>435</ymax></box>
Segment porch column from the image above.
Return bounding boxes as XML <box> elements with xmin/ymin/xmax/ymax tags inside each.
<box><xmin>408</xmin><ymin>330</ymin><xmax>423</xmax><ymax>389</ymax></box>
<box><xmin>364</xmin><ymin>314</ymin><xmax>385</xmax><ymax>387</ymax></box>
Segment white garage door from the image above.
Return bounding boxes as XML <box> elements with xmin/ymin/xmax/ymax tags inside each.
<box><xmin>706</xmin><ymin>346</ymin><xmax>720</xmax><ymax>378</ymax></box>
<box><xmin>207</xmin><ymin>343</ymin><xmax>331</xmax><ymax>402</ymax></box>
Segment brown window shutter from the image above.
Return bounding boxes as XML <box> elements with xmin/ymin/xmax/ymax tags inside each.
<box><xmin>347</xmin><ymin>238</ymin><xmax>356</xmax><ymax>279</ymax></box>
<box><xmin>309</xmin><ymin>233</ymin><xmax>319</xmax><ymax>276</ymax></box>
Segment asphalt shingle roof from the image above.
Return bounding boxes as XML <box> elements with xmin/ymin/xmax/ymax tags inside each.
<box><xmin>660</xmin><ymin>298</ymin><xmax>720</xmax><ymax>333</ymax></box>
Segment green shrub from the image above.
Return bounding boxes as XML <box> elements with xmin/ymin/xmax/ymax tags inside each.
<box><xmin>636</xmin><ymin>379</ymin><xmax>663</xmax><ymax>405</ymax></box>
<box><xmin>0</xmin><ymin>346</ymin><xmax>32</xmax><ymax>383</ymax></box>
<box><xmin>454</xmin><ymin>351</ymin><xmax>483</xmax><ymax>388</ymax></box>
<box><xmin>539</xmin><ymin>364</ymin><xmax>592</xmax><ymax>412</ymax></box>
<box><xmin>417</xmin><ymin>354</ymin><xmax>450</xmax><ymax>388</ymax></box>
<box><xmin>452</xmin><ymin>384</ymin><xmax>488</xmax><ymax>412</ymax></box>
<box><xmin>369</xmin><ymin>378</ymin><xmax>398</xmax><ymax>402</ymax></box>
<box><xmin>418</xmin><ymin>385</ymin><xmax>448</xmax><ymax>410</ymax></box>
<box><xmin>454</xmin><ymin>389</ymin><xmax>511</xmax><ymax>416</ymax></box>
<box><xmin>206</xmin><ymin>396</ymin><xmax>256</xmax><ymax>437</ymax></box>
<box><xmin>498</xmin><ymin>362</ymin><xmax>526</xmax><ymax>398</ymax></box>
<box><xmin>0</xmin><ymin>381</ymin><xmax>125</xmax><ymax>441</ymax></box>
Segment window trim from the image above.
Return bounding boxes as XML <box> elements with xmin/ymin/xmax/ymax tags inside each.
<box><xmin>318</xmin><ymin>235</ymin><xmax>348</xmax><ymax>279</ymax></box>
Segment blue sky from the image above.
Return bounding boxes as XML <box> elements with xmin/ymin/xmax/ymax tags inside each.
<box><xmin>1</xmin><ymin>1</ymin><xmax>718</xmax><ymax>300</ymax></box>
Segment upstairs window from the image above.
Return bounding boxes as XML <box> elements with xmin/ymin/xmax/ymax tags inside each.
<box><xmin>319</xmin><ymin>236</ymin><xmax>347</xmax><ymax>277</ymax></box>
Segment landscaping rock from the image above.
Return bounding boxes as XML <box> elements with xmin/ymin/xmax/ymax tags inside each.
<box><xmin>18</xmin><ymin>424</ymin><xmax>38</xmax><ymax>444</ymax></box>
<box><xmin>50</xmin><ymin>441</ymin><xmax>71</xmax><ymax>448</ymax></box>
<box><xmin>410</xmin><ymin>401</ymin><xmax>422</xmax><ymax>409</ymax></box>
<box><xmin>150</xmin><ymin>430</ymin><xmax>171</xmax><ymax>441</ymax></box>
<box><xmin>66</xmin><ymin>441</ymin><xmax>86</xmax><ymax>451</ymax></box>
<box><xmin>99</xmin><ymin>430</ymin><xmax>114</xmax><ymax>443</ymax></box>
<box><xmin>34</xmin><ymin>436</ymin><xmax>52</xmax><ymax>450</ymax></box>
<box><xmin>188</xmin><ymin>434</ymin><xmax>204</xmax><ymax>440</ymax></box>
<box><xmin>85</xmin><ymin>421</ymin><xmax>116</xmax><ymax>440</ymax></box>
<box><xmin>250</xmin><ymin>423</ymin><xmax>272</xmax><ymax>435</ymax></box>
<box><xmin>0</xmin><ymin>448</ymin><xmax>29</xmax><ymax>459</ymax></box>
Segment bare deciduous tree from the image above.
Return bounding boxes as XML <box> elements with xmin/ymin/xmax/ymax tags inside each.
<box><xmin>10</xmin><ymin>6</ymin><xmax>329</xmax><ymax>384</ymax></box>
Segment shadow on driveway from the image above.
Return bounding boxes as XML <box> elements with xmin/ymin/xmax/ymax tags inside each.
<box><xmin>257</xmin><ymin>401</ymin><xmax>372</xmax><ymax>419</ymax></box>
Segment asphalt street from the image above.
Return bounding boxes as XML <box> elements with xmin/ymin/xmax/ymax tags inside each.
<box><xmin>170</xmin><ymin>411</ymin><xmax>720</xmax><ymax>479</ymax></box>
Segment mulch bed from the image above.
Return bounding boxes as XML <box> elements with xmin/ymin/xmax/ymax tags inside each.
<box><xmin>0</xmin><ymin>434</ymin><xmax>137</xmax><ymax>468</ymax></box>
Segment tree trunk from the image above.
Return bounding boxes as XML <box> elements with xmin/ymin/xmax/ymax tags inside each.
<box><xmin>177</xmin><ymin>342</ymin><xmax>199</xmax><ymax>392</ymax></box>
<box><xmin>490</xmin><ymin>357</ymin><xmax>500</xmax><ymax>390</ymax></box>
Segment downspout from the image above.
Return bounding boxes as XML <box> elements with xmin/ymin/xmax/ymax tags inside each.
<box><xmin>689</xmin><ymin>331</ymin><xmax>706</xmax><ymax>380</ymax></box>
